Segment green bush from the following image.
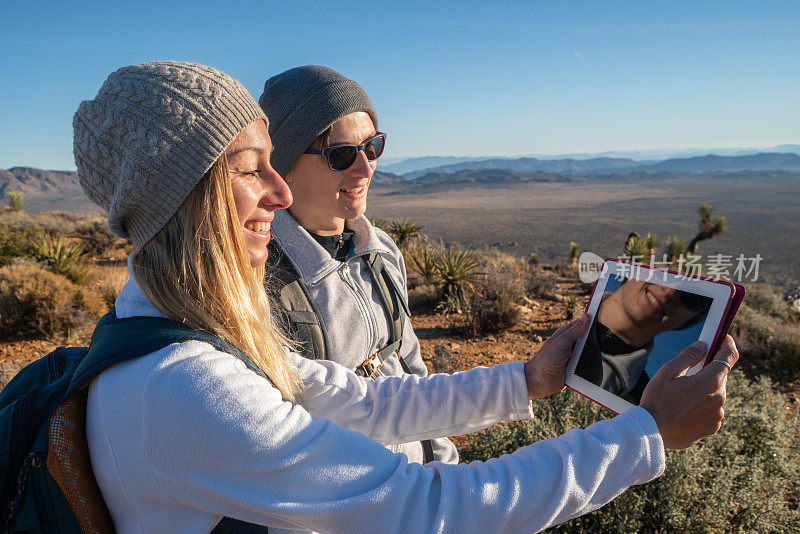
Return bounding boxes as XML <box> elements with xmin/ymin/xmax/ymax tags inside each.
<box><xmin>7</xmin><ymin>191</ymin><xmax>24</xmax><ymax>212</ymax></box>
<box><xmin>0</xmin><ymin>224</ymin><xmax>43</xmax><ymax>266</ymax></box>
<box><xmin>745</xmin><ymin>285</ymin><xmax>796</xmax><ymax>322</ymax></box>
<box><xmin>460</xmin><ymin>371</ymin><xmax>800</xmax><ymax>532</ymax></box>
<box><xmin>733</xmin><ymin>301</ymin><xmax>800</xmax><ymax>379</ymax></box>
<box><xmin>0</xmin><ymin>264</ymin><xmax>106</xmax><ymax>340</ymax></box>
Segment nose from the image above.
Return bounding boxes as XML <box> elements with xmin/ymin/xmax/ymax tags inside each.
<box><xmin>259</xmin><ymin>165</ymin><xmax>292</xmax><ymax>209</ymax></box>
<box><xmin>348</xmin><ymin>149</ymin><xmax>375</xmax><ymax>177</ymax></box>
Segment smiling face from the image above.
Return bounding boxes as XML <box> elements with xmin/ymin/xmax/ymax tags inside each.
<box><xmin>617</xmin><ymin>279</ymin><xmax>699</xmax><ymax>334</ymax></box>
<box><xmin>284</xmin><ymin>111</ymin><xmax>377</xmax><ymax>235</ymax></box>
<box><xmin>225</xmin><ymin>119</ymin><xmax>293</xmax><ymax>267</ymax></box>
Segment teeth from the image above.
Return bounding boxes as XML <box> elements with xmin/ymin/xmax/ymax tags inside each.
<box><xmin>342</xmin><ymin>187</ymin><xmax>363</xmax><ymax>194</ymax></box>
<box><xmin>245</xmin><ymin>221</ymin><xmax>270</xmax><ymax>234</ymax></box>
<box><xmin>646</xmin><ymin>290</ymin><xmax>663</xmax><ymax>312</ymax></box>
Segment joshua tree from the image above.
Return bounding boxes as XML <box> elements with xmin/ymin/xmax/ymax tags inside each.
<box><xmin>569</xmin><ymin>242</ymin><xmax>581</xmax><ymax>267</ymax></box>
<box><xmin>688</xmin><ymin>203</ymin><xmax>727</xmax><ymax>254</ymax></box>
<box><xmin>7</xmin><ymin>191</ymin><xmax>24</xmax><ymax>213</ymax></box>
<box><xmin>528</xmin><ymin>252</ymin><xmax>539</xmax><ymax>266</ymax></box>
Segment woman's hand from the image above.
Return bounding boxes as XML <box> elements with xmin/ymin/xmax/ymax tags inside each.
<box><xmin>640</xmin><ymin>335</ymin><xmax>739</xmax><ymax>449</ymax></box>
<box><xmin>524</xmin><ymin>313</ymin><xmax>591</xmax><ymax>400</ymax></box>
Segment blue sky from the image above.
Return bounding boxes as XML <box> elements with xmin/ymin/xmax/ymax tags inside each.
<box><xmin>1</xmin><ymin>0</ymin><xmax>798</xmax><ymax>170</ymax></box>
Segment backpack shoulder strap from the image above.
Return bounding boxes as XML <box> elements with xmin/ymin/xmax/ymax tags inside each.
<box><xmin>66</xmin><ymin>312</ymin><xmax>265</xmax><ymax>397</ymax></box>
<box><xmin>264</xmin><ymin>241</ymin><xmax>329</xmax><ymax>361</ymax></box>
<box><xmin>363</xmin><ymin>253</ymin><xmax>411</xmax><ymax>374</ymax></box>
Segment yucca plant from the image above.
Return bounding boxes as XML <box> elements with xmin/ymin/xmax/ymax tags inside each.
<box><xmin>623</xmin><ymin>235</ymin><xmax>652</xmax><ymax>263</ymax></box>
<box><xmin>434</xmin><ymin>247</ymin><xmax>481</xmax><ymax>313</ymax></box>
<box><xmin>388</xmin><ymin>219</ymin><xmax>422</xmax><ymax>249</ymax></box>
<box><xmin>665</xmin><ymin>236</ymin><xmax>689</xmax><ymax>262</ymax></box>
<box><xmin>568</xmin><ymin>242</ymin><xmax>581</xmax><ymax>266</ymax></box>
<box><xmin>406</xmin><ymin>242</ymin><xmax>440</xmax><ymax>284</ymax></box>
<box><xmin>528</xmin><ymin>253</ymin><xmax>539</xmax><ymax>266</ymax></box>
<box><xmin>368</xmin><ymin>216</ymin><xmax>392</xmax><ymax>233</ymax></box>
<box><xmin>32</xmin><ymin>233</ymin><xmax>88</xmax><ymax>276</ymax></box>
<box><xmin>565</xmin><ymin>294</ymin><xmax>579</xmax><ymax>320</ymax></box>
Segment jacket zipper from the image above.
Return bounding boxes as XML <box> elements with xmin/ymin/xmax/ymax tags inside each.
<box><xmin>338</xmin><ymin>261</ymin><xmax>378</xmax><ymax>358</ymax></box>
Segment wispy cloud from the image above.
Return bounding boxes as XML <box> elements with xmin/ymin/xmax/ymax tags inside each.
<box><xmin>572</xmin><ymin>51</ymin><xmax>589</xmax><ymax>62</ymax></box>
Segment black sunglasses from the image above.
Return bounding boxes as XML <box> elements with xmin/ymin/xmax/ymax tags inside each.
<box><xmin>304</xmin><ymin>132</ymin><xmax>386</xmax><ymax>171</ymax></box>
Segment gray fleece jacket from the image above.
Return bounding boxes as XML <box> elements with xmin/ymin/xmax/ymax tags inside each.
<box><xmin>270</xmin><ymin>209</ymin><xmax>459</xmax><ymax>464</ymax></box>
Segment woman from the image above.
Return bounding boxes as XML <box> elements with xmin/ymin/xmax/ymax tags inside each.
<box><xmin>257</xmin><ymin>65</ymin><xmax>458</xmax><ymax>464</ymax></box>
<box><xmin>76</xmin><ymin>61</ymin><xmax>737</xmax><ymax>534</ymax></box>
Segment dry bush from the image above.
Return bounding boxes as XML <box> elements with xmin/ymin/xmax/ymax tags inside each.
<box><xmin>733</xmin><ymin>300</ymin><xmax>800</xmax><ymax>380</ymax></box>
<box><xmin>461</xmin><ymin>371</ymin><xmax>800</xmax><ymax>532</ymax></box>
<box><xmin>76</xmin><ymin>221</ymin><xmax>117</xmax><ymax>256</ymax></box>
<box><xmin>465</xmin><ymin>252</ymin><xmax>526</xmax><ymax>337</ymax></box>
<box><xmin>0</xmin><ymin>223</ymin><xmax>42</xmax><ymax>266</ymax></box>
<box><xmin>407</xmin><ymin>284</ymin><xmax>440</xmax><ymax>314</ymax></box>
<box><xmin>526</xmin><ymin>267</ymin><xmax>559</xmax><ymax>300</ymax></box>
<box><xmin>429</xmin><ymin>342</ymin><xmax>460</xmax><ymax>374</ymax></box>
<box><xmin>95</xmin><ymin>266</ymin><xmax>129</xmax><ymax>309</ymax></box>
<box><xmin>0</xmin><ymin>264</ymin><xmax>106</xmax><ymax>340</ymax></box>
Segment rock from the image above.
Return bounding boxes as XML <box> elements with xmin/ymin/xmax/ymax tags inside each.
<box><xmin>533</xmin><ymin>335</ymin><xmax>543</xmax><ymax>343</ymax></box>
<box><xmin>785</xmin><ymin>286</ymin><xmax>800</xmax><ymax>313</ymax></box>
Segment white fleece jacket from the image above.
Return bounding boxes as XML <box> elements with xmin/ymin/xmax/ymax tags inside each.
<box><xmin>85</xmin><ymin>271</ymin><xmax>665</xmax><ymax>534</ymax></box>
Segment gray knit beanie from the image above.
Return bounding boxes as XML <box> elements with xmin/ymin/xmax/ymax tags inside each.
<box><xmin>258</xmin><ymin>65</ymin><xmax>378</xmax><ymax>178</ymax></box>
<box><xmin>73</xmin><ymin>61</ymin><xmax>266</xmax><ymax>250</ymax></box>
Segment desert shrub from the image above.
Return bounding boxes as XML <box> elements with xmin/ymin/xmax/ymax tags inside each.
<box><xmin>745</xmin><ymin>284</ymin><xmax>796</xmax><ymax>322</ymax></box>
<box><xmin>0</xmin><ymin>264</ymin><xmax>106</xmax><ymax>340</ymax></box>
<box><xmin>666</xmin><ymin>235</ymin><xmax>689</xmax><ymax>261</ymax></box>
<box><xmin>733</xmin><ymin>302</ymin><xmax>800</xmax><ymax>379</ymax></box>
<box><xmin>434</xmin><ymin>247</ymin><xmax>481</xmax><ymax>313</ymax></box>
<box><xmin>406</xmin><ymin>242</ymin><xmax>441</xmax><ymax>285</ymax></box>
<box><xmin>461</xmin><ymin>371</ymin><xmax>800</xmax><ymax>532</ymax></box>
<box><xmin>32</xmin><ymin>233</ymin><xmax>89</xmax><ymax>277</ymax></box>
<box><xmin>565</xmin><ymin>294</ymin><xmax>579</xmax><ymax>319</ymax></box>
<box><xmin>368</xmin><ymin>216</ymin><xmax>392</xmax><ymax>233</ymax></box>
<box><xmin>465</xmin><ymin>290</ymin><xmax>520</xmax><ymax>337</ymax></box>
<box><xmin>0</xmin><ymin>223</ymin><xmax>43</xmax><ymax>266</ymax></box>
<box><xmin>76</xmin><ymin>221</ymin><xmax>116</xmax><ymax>256</ymax></box>
<box><xmin>96</xmin><ymin>266</ymin><xmax>129</xmax><ymax>309</ymax></box>
<box><xmin>7</xmin><ymin>191</ymin><xmax>24</xmax><ymax>212</ymax></box>
<box><xmin>31</xmin><ymin>211</ymin><xmax>88</xmax><ymax>236</ymax></box>
<box><xmin>429</xmin><ymin>342</ymin><xmax>460</xmax><ymax>374</ymax></box>
<box><xmin>407</xmin><ymin>284</ymin><xmax>440</xmax><ymax>314</ymax></box>
<box><xmin>465</xmin><ymin>253</ymin><xmax>527</xmax><ymax>336</ymax></box>
<box><xmin>387</xmin><ymin>219</ymin><xmax>422</xmax><ymax>249</ymax></box>
<box><xmin>526</xmin><ymin>267</ymin><xmax>558</xmax><ymax>300</ymax></box>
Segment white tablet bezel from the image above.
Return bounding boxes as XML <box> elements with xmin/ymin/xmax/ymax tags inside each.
<box><xmin>564</xmin><ymin>259</ymin><xmax>734</xmax><ymax>415</ymax></box>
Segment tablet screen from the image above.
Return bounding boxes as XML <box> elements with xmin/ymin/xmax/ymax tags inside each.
<box><xmin>573</xmin><ymin>273</ymin><xmax>713</xmax><ymax>405</ymax></box>
<box><xmin>565</xmin><ymin>259</ymin><xmax>733</xmax><ymax>414</ymax></box>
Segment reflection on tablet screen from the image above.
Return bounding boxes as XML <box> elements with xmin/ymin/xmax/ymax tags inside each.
<box><xmin>574</xmin><ymin>274</ymin><xmax>713</xmax><ymax>404</ymax></box>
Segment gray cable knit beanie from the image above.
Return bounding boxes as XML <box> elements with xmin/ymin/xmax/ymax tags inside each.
<box><xmin>258</xmin><ymin>65</ymin><xmax>377</xmax><ymax>178</ymax></box>
<box><xmin>73</xmin><ymin>61</ymin><xmax>266</xmax><ymax>250</ymax></box>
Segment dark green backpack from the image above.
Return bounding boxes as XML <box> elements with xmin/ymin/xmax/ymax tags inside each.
<box><xmin>265</xmin><ymin>242</ymin><xmax>434</xmax><ymax>463</ymax></box>
<box><xmin>1</xmin><ymin>312</ymin><xmax>269</xmax><ymax>533</ymax></box>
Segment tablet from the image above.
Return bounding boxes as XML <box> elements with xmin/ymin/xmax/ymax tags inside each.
<box><xmin>565</xmin><ymin>258</ymin><xmax>744</xmax><ymax>415</ymax></box>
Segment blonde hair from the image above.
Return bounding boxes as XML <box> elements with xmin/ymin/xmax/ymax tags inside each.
<box><xmin>131</xmin><ymin>154</ymin><xmax>302</xmax><ymax>401</ymax></box>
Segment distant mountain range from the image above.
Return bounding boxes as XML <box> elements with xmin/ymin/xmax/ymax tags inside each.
<box><xmin>382</xmin><ymin>144</ymin><xmax>800</xmax><ymax>175</ymax></box>
<box><xmin>3</xmin><ymin>153</ymin><xmax>799</xmax><ymax>213</ymax></box>
<box><xmin>402</xmin><ymin>152</ymin><xmax>800</xmax><ymax>179</ymax></box>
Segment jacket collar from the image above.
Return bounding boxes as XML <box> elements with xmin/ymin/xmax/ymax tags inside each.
<box><xmin>271</xmin><ymin>209</ymin><xmax>393</xmax><ymax>285</ymax></box>
<box><xmin>115</xmin><ymin>256</ymin><xmax>166</xmax><ymax>319</ymax></box>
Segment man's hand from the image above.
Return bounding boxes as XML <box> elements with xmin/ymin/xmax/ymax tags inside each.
<box><xmin>640</xmin><ymin>335</ymin><xmax>739</xmax><ymax>449</ymax></box>
<box><xmin>525</xmin><ymin>313</ymin><xmax>591</xmax><ymax>400</ymax></box>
